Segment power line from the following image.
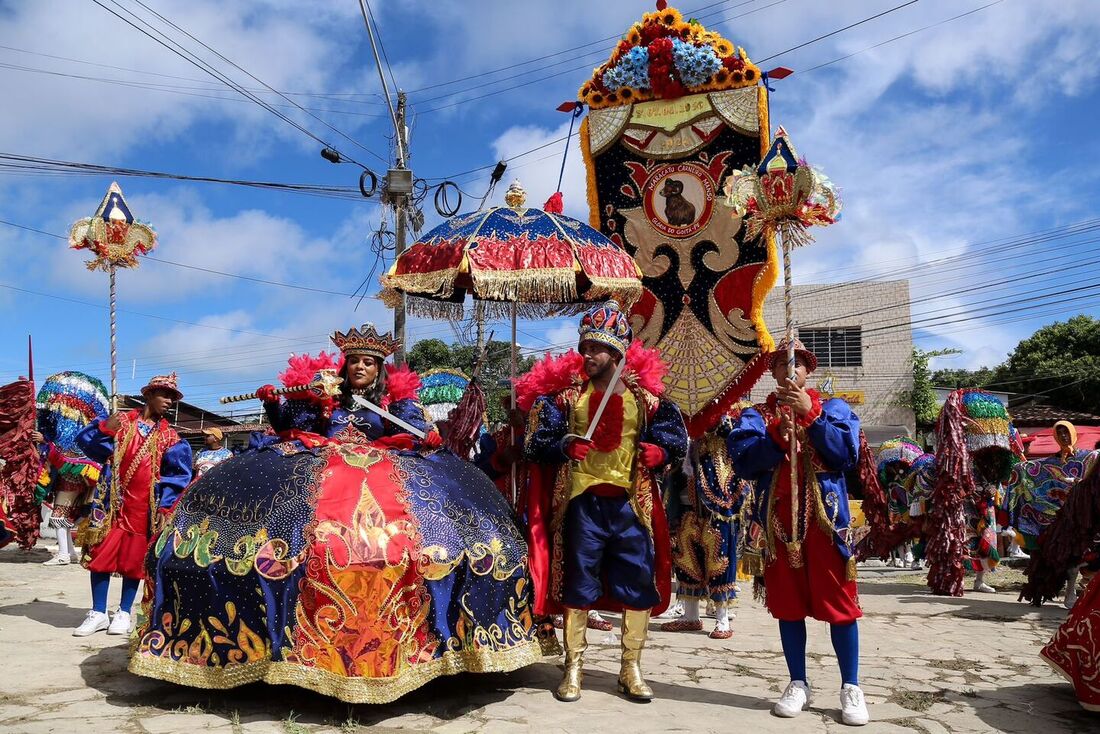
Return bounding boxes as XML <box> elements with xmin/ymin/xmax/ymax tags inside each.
<box><xmin>0</xmin><ymin>60</ymin><xmax>388</xmax><ymax>119</ymax></box>
<box><xmin>797</xmin><ymin>0</ymin><xmax>1005</xmax><ymax>76</ymax></box>
<box><xmin>88</xmin><ymin>0</ymin><xmax>380</xmax><ymax>169</ymax></box>
<box><xmin>0</xmin><ymin>43</ymin><xmax>385</xmax><ymax>103</ymax></box>
<box><xmin>125</xmin><ymin>0</ymin><xmax>386</xmax><ymax>166</ymax></box>
<box><xmin>0</xmin><ymin>153</ymin><xmax>367</xmax><ymax>200</ymax></box>
<box><xmin>403</xmin><ymin>0</ymin><xmax>750</xmax><ymax>95</ymax></box>
<box><xmin>413</xmin><ymin>0</ymin><xmax>788</xmax><ymax>116</ymax></box>
<box><xmin>755</xmin><ymin>0</ymin><xmax>921</xmax><ymax>63</ymax></box>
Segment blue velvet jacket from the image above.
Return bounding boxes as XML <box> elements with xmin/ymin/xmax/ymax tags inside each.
<box><xmin>263</xmin><ymin>397</ymin><xmax>430</xmax><ymax>441</ymax></box>
<box><xmin>727</xmin><ymin>391</ymin><xmax>860</xmax><ymax>574</ymax></box>
<box><xmin>525</xmin><ymin>389</ymin><xmax>687</xmax><ymax>473</ymax></box>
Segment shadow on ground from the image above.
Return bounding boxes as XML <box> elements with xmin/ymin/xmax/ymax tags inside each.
<box><xmin>0</xmin><ymin>598</ymin><xmax>85</xmax><ymax>630</ymax></box>
<box><xmin>966</xmin><ymin>682</ymin><xmax>1098</xmax><ymax>734</ymax></box>
<box><xmin>0</xmin><ymin>547</ymin><xmax>52</xmax><ymax>563</ymax></box>
<box><xmin>76</xmin><ymin>644</ymin><xmax>775</xmax><ymax>728</ymax></box>
<box><xmin>861</xmin><ymin>581</ymin><xmax>1067</xmax><ymax>628</ymax></box>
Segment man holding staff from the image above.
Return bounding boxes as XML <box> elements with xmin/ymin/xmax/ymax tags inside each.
<box><xmin>727</xmin><ymin>340</ymin><xmax>868</xmax><ymax>726</ymax></box>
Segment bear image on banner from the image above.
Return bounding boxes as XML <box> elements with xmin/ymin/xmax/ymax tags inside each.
<box><xmin>578</xmin><ymin>5</ymin><xmax>779</xmax><ymax>426</ymax></box>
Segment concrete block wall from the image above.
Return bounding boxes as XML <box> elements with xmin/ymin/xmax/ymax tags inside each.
<box><xmin>748</xmin><ymin>280</ymin><xmax>916</xmax><ymax>436</ymax></box>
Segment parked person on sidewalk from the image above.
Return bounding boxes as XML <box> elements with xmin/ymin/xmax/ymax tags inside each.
<box><xmin>31</xmin><ymin>371</ymin><xmax>110</xmax><ymax>566</ymax></box>
<box><xmin>925</xmin><ymin>389</ymin><xmax>1017</xmax><ymax>596</ymax></box>
<box><xmin>662</xmin><ymin>406</ymin><xmax>752</xmax><ymax>640</ymax></box>
<box><xmin>192</xmin><ymin>426</ymin><xmax>232</xmax><ymax>479</ymax></box>
<box><xmin>72</xmin><ymin>374</ymin><xmax>192</xmax><ymax>636</ymax></box>
<box><xmin>728</xmin><ymin>339</ymin><xmax>869</xmax><ymax>726</ymax></box>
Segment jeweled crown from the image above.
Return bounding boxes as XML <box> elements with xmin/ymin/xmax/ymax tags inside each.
<box><xmin>330</xmin><ymin>323</ymin><xmax>400</xmax><ymax>360</ymax></box>
<box><xmin>578</xmin><ymin>300</ymin><xmax>633</xmax><ymax>355</ymax></box>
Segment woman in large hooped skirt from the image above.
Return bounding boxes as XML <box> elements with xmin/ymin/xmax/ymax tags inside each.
<box><xmin>129</xmin><ymin>326</ymin><xmax>549</xmax><ymax>703</ymax></box>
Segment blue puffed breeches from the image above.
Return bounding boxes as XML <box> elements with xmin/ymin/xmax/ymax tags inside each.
<box><xmin>563</xmin><ymin>489</ymin><xmax>659</xmax><ymax>609</ymax></box>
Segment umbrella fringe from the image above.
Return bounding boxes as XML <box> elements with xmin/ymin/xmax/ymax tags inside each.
<box><xmin>380</xmin><ymin>269</ymin><xmax>460</xmax><ymax>301</ymax></box>
<box><xmin>470</xmin><ymin>269</ymin><xmax>578</xmax><ymax>305</ymax></box>
<box><xmin>584</xmin><ymin>277</ymin><xmax>643</xmax><ymax>309</ymax></box>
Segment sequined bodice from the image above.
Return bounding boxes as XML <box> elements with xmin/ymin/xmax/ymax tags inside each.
<box><xmin>326</xmin><ymin>407</ymin><xmax>385</xmax><ymax>439</ymax></box>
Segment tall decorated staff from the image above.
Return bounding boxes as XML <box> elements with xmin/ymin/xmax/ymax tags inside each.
<box><xmin>721</xmin><ymin>127</ymin><xmax>841</xmax><ymax>568</ymax></box>
<box><xmin>69</xmin><ymin>182</ymin><xmax>157</xmax><ymax>408</ymax></box>
<box><xmin>578</xmin><ymin>3</ymin><xmax>777</xmax><ymax>434</ymax></box>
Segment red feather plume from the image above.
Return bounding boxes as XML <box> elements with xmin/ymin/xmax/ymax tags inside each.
<box><xmin>384</xmin><ymin>364</ymin><xmax>422</xmax><ymax>405</ymax></box>
<box><xmin>515</xmin><ymin>351</ymin><xmax>584</xmax><ymax>413</ymax></box>
<box><xmin>278</xmin><ymin>351</ymin><xmax>343</xmax><ymax>388</ymax></box>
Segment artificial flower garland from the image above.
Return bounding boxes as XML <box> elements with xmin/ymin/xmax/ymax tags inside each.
<box><xmin>578</xmin><ymin>5</ymin><xmax>762</xmax><ymax>109</ymax></box>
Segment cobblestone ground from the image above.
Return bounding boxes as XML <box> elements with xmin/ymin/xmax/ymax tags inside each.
<box><xmin>1</xmin><ymin>541</ymin><xmax>1096</xmax><ymax>733</ymax></box>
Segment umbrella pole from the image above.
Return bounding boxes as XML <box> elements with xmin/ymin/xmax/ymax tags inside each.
<box><xmin>109</xmin><ymin>264</ymin><xmax>118</xmax><ymax>412</ymax></box>
<box><xmin>781</xmin><ymin>232</ymin><xmax>802</xmax><ymax>569</ymax></box>
<box><xmin>510</xmin><ymin>302</ymin><xmax>518</xmax><ymax>508</ymax></box>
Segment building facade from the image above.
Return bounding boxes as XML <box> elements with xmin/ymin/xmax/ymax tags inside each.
<box><xmin>749</xmin><ymin>280</ymin><xmax>916</xmax><ymax>443</ymax></box>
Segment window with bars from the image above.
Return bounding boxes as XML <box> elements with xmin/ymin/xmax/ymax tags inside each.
<box><xmin>798</xmin><ymin>327</ymin><xmax>863</xmax><ymax>367</ymax></box>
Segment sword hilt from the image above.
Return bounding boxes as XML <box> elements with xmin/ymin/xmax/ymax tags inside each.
<box><xmin>220</xmin><ymin>368</ymin><xmax>342</xmax><ymax>404</ymax></box>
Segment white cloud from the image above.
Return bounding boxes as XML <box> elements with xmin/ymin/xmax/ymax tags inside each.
<box><xmin>489</xmin><ymin>120</ymin><xmax>588</xmax><ymax>218</ymax></box>
<box><xmin>0</xmin><ymin>0</ymin><xmax>378</xmax><ymax>162</ymax></box>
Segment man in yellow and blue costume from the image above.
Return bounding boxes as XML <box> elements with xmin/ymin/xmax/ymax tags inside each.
<box><xmin>521</xmin><ymin>301</ymin><xmax>687</xmax><ymax>703</ymax></box>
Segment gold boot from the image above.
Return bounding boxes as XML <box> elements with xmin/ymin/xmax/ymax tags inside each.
<box><xmin>618</xmin><ymin>609</ymin><xmax>654</xmax><ymax>701</ymax></box>
<box><xmin>554</xmin><ymin>608</ymin><xmax>588</xmax><ymax>702</ymax></box>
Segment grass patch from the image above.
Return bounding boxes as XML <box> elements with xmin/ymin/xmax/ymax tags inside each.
<box><xmin>283</xmin><ymin>710</ymin><xmax>309</xmax><ymax>734</ymax></box>
<box><xmin>888</xmin><ymin>689</ymin><xmax>948</xmax><ymax>713</ymax></box>
<box><xmin>893</xmin><ymin>717</ymin><xmax>931</xmax><ymax>734</ymax></box>
<box><xmin>928</xmin><ymin>657</ymin><xmax>983</xmax><ymax>672</ymax></box>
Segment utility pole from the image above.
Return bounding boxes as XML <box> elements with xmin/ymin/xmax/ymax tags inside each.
<box><xmin>360</xmin><ymin>0</ymin><xmax>412</xmax><ymax>364</ymax></box>
<box><xmin>389</xmin><ymin>91</ymin><xmax>410</xmax><ymax>365</ymax></box>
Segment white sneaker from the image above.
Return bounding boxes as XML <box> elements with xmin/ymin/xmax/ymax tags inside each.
<box><xmin>973</xmin><ymin>580</ymin><xmax>997</xmax><ymax>593</ymax></box>
<box><xmin>910</xmin><ymin>559</ymin><xmax>922</xmax><ymax>571</ymax></box>
<box><xmin>840</xmin><ymin>684</ymin><xmax>869</xmax><ymax>726</ymax></box>
<box><xmin>773</xmin><ymin>680</ymin><xmax>811</xmax><ymax>718</ymax></box>
<box><xmin>656</xmin><ymin>600</ymin><xmax>685</xmax><ymax>619</ymax></box>
<box><xmin>107</xmin><ymin>610</ymin><xmax>132</xmax><ymax>635</ymax></box>
<box><xmin>903</xmin><ymin>551</ymin><xmax>914</xmax><ymax>565</ymax></box>
<box><xmin>70</xmin><ymin>551</ymin><xmax>82</xmax><ymax>563</ymax></box>
<box><xmin>43</xmin><ymin>555</ymin><xmax>70</xmax><ymax>566</ymax></box>
<box><xmin>73</xmin><ymin>610</ymin><xmax>109</xmax><ymax>637</ymax></box>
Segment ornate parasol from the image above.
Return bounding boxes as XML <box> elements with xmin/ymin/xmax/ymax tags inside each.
<box><xmin>721</xmin><ymin>126</ymin><xmax>841</xmax><ymax>569</ymax></box>
<box><xmin>380</xmin><ymin>181</ymin><xmax>642</xmax><ymax>320</ymax></box>
<box><xmin>69</xmin><ymin>182</ymin><xmax>157</xmax><ymax>408</ymax></box>
<box><xmin>382</xmin><ymin>181</ymin><xmax>643</xmax><ymax>500</ymax></box>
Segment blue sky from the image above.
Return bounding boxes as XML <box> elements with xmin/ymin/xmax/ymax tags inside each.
<box><xmin>1</xmin><ymin>0</ymin><xmax>1099</xmax><ymax>411</ymax></box>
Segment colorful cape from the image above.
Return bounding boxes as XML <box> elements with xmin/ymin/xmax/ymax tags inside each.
<box><xmin>0</xmin><ymin>379</ymin><xmax>42</xmax><ymax>549</ymax></box>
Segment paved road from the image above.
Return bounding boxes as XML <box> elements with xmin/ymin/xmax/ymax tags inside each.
<box><xmin>1</xmin><ymin>542</ymin><xmax>1095</xmax><ymax>733</ymax></box>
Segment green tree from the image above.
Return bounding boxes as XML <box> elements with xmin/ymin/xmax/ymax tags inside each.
<box><xmin>930</xmin><ymin>366</ymin><xmax>997</xmax><ymax>389</ymax></box>
<box><xmin>405</xmin><ymin>338</ymin><xmax>536</xmax><ymax>425</ymax></box>
<box><xmin>997</xmin><ymin>315</ymin><xmax>1100</xmax><ymax>415</ymax></box>
<box><xmin>897</xmin><ymin>347</ymin><xmax>960</xmax><ymax>439</ymax></box>
<box><xmin>405</xmin><ymin>339</ymin><xmax>452</xmax><ymax>374</ymax></box>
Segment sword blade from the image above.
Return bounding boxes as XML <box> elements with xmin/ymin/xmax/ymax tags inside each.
<box><xmin>583</xmin><ymin>357</ymin><xmax>627</xmax><ymax>442</ymax></box>
<box><xmin>351</xmin><ymin>395</ymin><xmax>427</xmax><ymax>439</ymax></box>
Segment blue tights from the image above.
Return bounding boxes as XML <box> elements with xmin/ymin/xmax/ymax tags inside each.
<box><xmin>90</xmin><ymin>572</ymin><xmax>140</xmax><ymax>614</ymax></box>
<box><xmin>778</xmin><ymin>620</ymin><xmax>859</xmax><ymax>686</ymax></box>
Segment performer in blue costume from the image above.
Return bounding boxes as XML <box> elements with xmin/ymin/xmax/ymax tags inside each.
<box><xmin>519</xmin><ymin>301</ymin><xmax>688</xmax><ymax>703</ymax></box>
<box><xmin>728</xmin><ymin>340</ymin><xmax>868</xmax><ymax>726</ymax></box>
<box><xmin>662</xmin><ymin>406</ymin><xmax>752</xmax><ymax>639</ymax></box>
<box><xmin>129</xmin><ymin>324</ymin><xmax>549</xmax><ymax>704</ymax></box>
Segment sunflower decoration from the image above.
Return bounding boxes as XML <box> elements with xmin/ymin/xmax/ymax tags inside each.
<box><xmin>579</xmin><ymin>1</ymin><xmax>762</xmax><ymax>109</ymax></box>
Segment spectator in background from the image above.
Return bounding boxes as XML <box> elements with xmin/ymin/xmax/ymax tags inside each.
<box><xmin>193</xmin><ymin>427</ymin><xmax>232</xmax><ymax>477</ymax></box>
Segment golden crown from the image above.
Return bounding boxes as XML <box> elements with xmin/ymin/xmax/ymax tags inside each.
<box><xmin>330</xmin><ymin>323</ymin><xmax>401</xmax><ymax>360</ymax></box>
